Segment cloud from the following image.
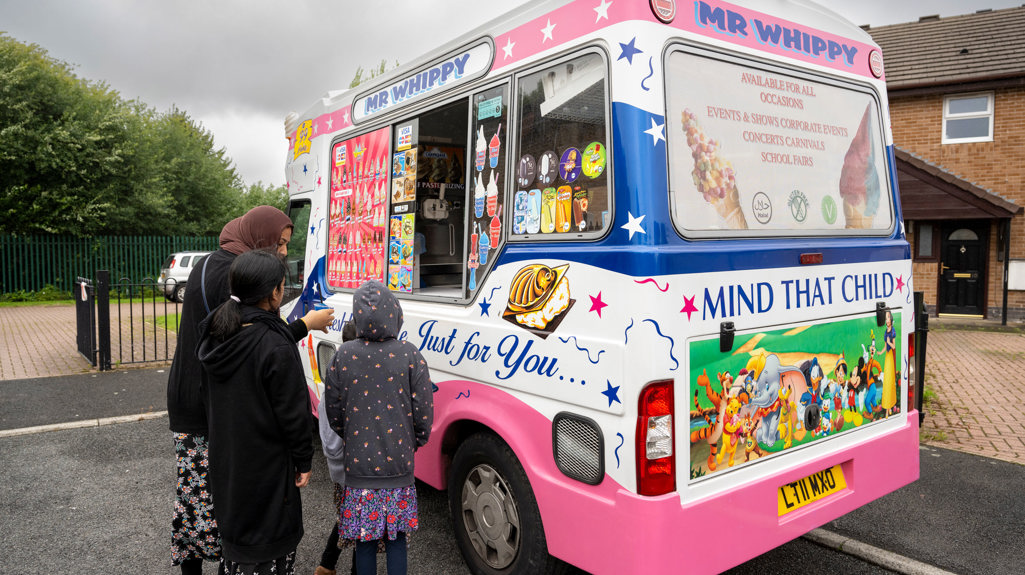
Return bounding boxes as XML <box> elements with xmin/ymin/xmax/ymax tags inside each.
<box><xmin>2</xmin><ymin>0</ymin><xmax>1021</xmax><ymax>188</ymax></box>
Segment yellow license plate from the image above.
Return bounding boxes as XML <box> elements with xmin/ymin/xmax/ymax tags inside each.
<box><xmin>777</xmin><ymin>464</ymin><xmax>847</xmax><ymax>516</ymax></box>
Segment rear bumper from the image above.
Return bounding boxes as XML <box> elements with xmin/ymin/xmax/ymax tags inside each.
<box><xmin>544</xmin><ymin>413</ymin><xmax>920</xmax><ymax>575</ymax></box>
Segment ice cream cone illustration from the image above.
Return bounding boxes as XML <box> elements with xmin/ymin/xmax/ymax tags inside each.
<box><xmin>839</xmin><ymin>105</ymin><xmax>880</xmax><ymax>229</ymax></box>
<box><xmin>681</xmin><ymin>109</ymin><xmax>748</xmax><ymax>229</ymax></box>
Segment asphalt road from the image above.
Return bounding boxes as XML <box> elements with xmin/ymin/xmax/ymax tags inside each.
<box><xmin>2</xmin><ymin>367</ymin><xmax>1022</xmax><ymax>574</ymax></box>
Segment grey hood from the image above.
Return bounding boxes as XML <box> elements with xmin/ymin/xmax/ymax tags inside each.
<box><xmin>352</xmin><ymin>280</ymin><xmax>402</xmax><ymax>342</ymax></box>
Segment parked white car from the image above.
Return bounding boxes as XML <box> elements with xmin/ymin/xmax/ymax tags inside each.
<box><xmin>157</xmin><ymin>251</ymin><xmax>211</xmax><ymax>302</ymax></box>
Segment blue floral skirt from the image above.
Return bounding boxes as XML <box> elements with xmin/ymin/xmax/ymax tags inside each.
<box><xmin>338</xmin><ymin>484</ymin><xmax>419</xmax><ymax>544</ymax></box>
<box><xmin>171</xmin><ymin>432</ymin><xmax>221</xmax><ymax>565</ymax></box>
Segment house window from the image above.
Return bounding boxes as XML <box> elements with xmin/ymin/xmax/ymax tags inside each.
<box><xmin>942</xmin><ymin>92</ymin><xmax>993</xmax><ymax>144</ymax></box>
<box><xmin>916</xmin><ymin>222</ymin><xmax>936</xmax><ymax>260</ymax></box>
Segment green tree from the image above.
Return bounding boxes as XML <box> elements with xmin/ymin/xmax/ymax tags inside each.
<box><xmin>0</xmin><ymin>33</ymin><xmax>245</xmax><ymax>237</ymax></box>
<box><xmin>150</xmin><ymin>106</ymin><xmax>241</xmax><ymax>235</ymax></box>
<box><xmin>349</xmin><ymin>59</ymin><xmax>399</xmax><ymax>88</ymax></box>
<box><xmin>0</xmin><ymin>35</ymin><xmax>133</xmax><ymax>234</ymax></box>
<box><xmin>226</xmin><ymin>181</ymin><xmax>288</xmax><ymax>220</ymax></box>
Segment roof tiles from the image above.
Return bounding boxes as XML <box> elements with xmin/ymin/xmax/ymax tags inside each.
<box><xmin>866</xmin><ymin>6</ymin><xmax>1025</xmax><ymax>89</ymax></box>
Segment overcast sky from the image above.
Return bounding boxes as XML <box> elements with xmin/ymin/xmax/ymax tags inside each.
<box><xmin>1</xmin><ymin>0</ymin><xmax>1019</xmax><ymax>189</ymax></box>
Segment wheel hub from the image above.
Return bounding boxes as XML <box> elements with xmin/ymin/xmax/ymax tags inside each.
<box><xmin>461</xmin><ymin>463</ymin><xmax>520</xmax><ymax>569</ymax></box>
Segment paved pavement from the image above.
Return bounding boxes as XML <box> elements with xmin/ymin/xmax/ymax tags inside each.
<box><xmin>2</xmin><ymin>303</ymin><xmax>1025</xmax><ymax>573</ymax></box>
<box><xmin>3</xmin><ymin>303</ymin><xmax>1024</xmax><ymax>466</ymax></box>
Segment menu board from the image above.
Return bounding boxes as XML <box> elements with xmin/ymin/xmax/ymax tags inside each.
<box><xmin>388</xmin><ymin>121</ymin><xmax>418</xmax><ymax>293</ymax></box>
<box><xmin>667</xmin><ymin>51</ymin><xmax>892</xmax><ymax>234</ymax></box>
<box><xmin>327</xmin><ymin>127</ymin><xmax>389</xmax><ymax>290</ymax></box>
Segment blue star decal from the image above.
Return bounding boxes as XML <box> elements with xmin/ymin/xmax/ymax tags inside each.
<box><xmin>479</xmin><ymin>297</ymin><xmax>492</xmax><ymax>317</ymax></box>
<box><xmin>310</xmin><ymin>223</ymin><xmax>316</xmax><ymax>235</ymax></box>
<box><xmin>618</xmin><ymin>37</ymin><xmax>642</xmax><ymax>64</ymax></box>
<box><xmin>602</xmin><ymin>380</ymin><xmax>621</xmax><ymax>407</ymax></box>
<box><xmin>303</xmin><ymin>163</ymin><xmax>308</xmax><ymax>175</ymax></box>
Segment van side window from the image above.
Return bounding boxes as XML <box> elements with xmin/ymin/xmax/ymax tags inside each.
<box><xmin>513</xmin><ymin>52</ymin><xmax>611</xmax><ymax>239</ymax></box>
<box><xmin>665</xmin><ymin>48</ymin><xmax>893</xmax><ymax>236</ymax></box>
<box><xmin>467</xmin><ymin>85</ymin><xmax>510</xmax><ymax>294</ymax></box>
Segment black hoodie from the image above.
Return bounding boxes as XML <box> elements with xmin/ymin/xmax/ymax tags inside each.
<box><xmin>324</xmin><ymin>280</ymin><xmax>434</xmax><ymax>489</ymax></box>
<box><xmin>197</xmin><ymin>305</ymin><xmax>313</xmax><ymax>563</ymax></box>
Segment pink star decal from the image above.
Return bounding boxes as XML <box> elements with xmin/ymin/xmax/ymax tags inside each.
<box><xmin>680</xmin><ymin>294</ymin><xmax>699</xmax><ymax>321</ymax></box>
<box><xmin>895</xmin><ymin>275</ymin><xmax>905</xmax><ymax>293</ymax></box>
<box><xmin>589</xmin><ymin>292</ymin><xmax>608</xmax><ymax>318</ymax></box>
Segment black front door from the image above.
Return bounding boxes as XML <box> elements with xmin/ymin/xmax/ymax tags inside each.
<box><xmin>938</xmin><ymin>221</ymin><xmax>988</xmax><ymax>316</ymax></box>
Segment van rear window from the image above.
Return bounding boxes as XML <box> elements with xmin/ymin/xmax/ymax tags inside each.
<box><xmin>666</xmin><ymin>49</ymin><xmax>893</xmax><ymax>237</ymax></box>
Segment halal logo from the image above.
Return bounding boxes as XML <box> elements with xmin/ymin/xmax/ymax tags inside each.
<box><xmin>752</xmin><ymin>192</ymin><xmax>772</xmax><ymax>225</ymax></box>
<box><xmin>788</xmin><ymin>190</ymin><xmax>809</xmax><ymax>223</ymax></box>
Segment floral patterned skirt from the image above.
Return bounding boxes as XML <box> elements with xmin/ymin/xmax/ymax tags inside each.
<box><xmin>338</xmin><ymin>484</ymin><xmax>419</xmax><ymax>545</ymax></box>
<box><xmin>172</xmin><ymin>432</ymin><xmax>222</xmax><ymax>565</ymax></box>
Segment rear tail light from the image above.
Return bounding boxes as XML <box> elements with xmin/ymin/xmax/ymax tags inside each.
<box><xmin>636</xmin><ymin>380</ymin><xmax>676</xmax><ymax>496</ymax></box>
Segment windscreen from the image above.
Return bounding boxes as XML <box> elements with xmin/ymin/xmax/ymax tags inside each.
<box><xmin>667</xmin><ymin>50</ymin><xmax>893</xmax><ymax>236</ymax></box>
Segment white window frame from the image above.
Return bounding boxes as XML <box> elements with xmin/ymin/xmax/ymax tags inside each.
<box><xmin>942</xmin><ymin>92</ymin><xmax>993</xmax><ymax>144</ymax></box>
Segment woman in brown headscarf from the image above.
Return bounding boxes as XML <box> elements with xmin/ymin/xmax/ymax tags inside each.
<box><xmin>167</xmin><ymin>205</ymin><xmax>334</xmax><ymax>575</ymax></box>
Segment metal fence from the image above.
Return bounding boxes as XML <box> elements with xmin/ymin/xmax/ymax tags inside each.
<box><xmin>75</xmin><ymin>270</ymin><xmax>182</xmax><ymax>370</ymax></box>
<box><xmin>1</xmin><ymin>235</ymin><xmax>219</xmax><ymax>294</ymax></box>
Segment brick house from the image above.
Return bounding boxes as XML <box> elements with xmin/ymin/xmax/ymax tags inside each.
<box><xmin>867</xmin><ymin>7</ymin><xmax>1025</xmax><ymax>321</ymax></box>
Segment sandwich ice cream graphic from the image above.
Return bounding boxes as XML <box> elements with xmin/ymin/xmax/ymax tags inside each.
<box><xmin>503</xmin><ymin>263</ymin><xmax>572</xmax><ymax>332</ymax></box>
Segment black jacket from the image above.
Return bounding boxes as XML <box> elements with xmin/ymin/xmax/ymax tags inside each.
<box><xmin>197</xmin><ymin>305</ymin><xmax>313</xmax><ymax>563</ymax></box>
<box><xmin>166</xmin><ymin>249</ymin><xmax>308</xmax><ymax>434</ymax></box>
<box><xmin>324</xmin><ymin>281</ymin><xmax>433</xmax><ymax>489</ymax></box>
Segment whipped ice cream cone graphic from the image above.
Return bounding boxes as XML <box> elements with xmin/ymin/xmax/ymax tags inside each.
<box><xmin>839</xmin><ymin>105</ymin><xmax>880</xmax><ymax>229</ymax></box>
<box><xmin>681</xmin><ymin>109</ymin><xmax>748</xmax><ymax>229</ymax></box>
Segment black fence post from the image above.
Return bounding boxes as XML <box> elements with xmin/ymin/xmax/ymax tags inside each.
<box><xmin>74</xmin><ymin>277</ymin><xmax>96</xmax><ymax>366</ymax></box>
<box><xmin>97</xmin><ymin>270</ymin><xmax>112</xmax><ymax>371</ymax></box>
<box><xmin>914</xmin><ymin>291</ymin><xmax>928</xmax><ymax>425</ymax></box>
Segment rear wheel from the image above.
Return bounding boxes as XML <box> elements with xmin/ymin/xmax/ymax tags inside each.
<box><xmin>449</xmin><ymin>432</ymin><xmax>564</xmax><ymax>575</ymax></box>
<box><xmin>174</xmin><ymin>283</ymin><xmax>187</xmax><ymax>303</ymax></box>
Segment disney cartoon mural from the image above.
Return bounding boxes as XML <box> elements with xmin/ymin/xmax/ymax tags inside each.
<box><xmin>690</xmin><ymin>315</ymin><xmax>902</xmax><ymax>479</ymax></box>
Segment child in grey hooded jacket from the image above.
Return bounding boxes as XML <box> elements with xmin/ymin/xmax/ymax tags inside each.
<box><xmin>323</xmin><ymin>280</ymin><xmax>434</xmax><ymax>575</ymax></box>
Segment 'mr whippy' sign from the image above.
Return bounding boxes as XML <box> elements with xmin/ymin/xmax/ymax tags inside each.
<box><xmin>353</xmin><ymin>41</ymin><xmax>493</xmax><ymax>123</ymax></box>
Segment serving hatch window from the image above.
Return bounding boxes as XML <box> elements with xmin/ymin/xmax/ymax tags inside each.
<box><xmin>512</xmin><ymin>52</ymin><xmax>611</xmax><ymax>239</ymax></box>
<box><xmin>666</xmin><ymin>49</ymin><xmax>893</xmax><ymax>236</ymax></box>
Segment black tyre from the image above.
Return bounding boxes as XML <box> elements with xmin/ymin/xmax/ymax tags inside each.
<box><xmin>174</xmin><ymin>283</ymin><xmax>187</xmax><ymax>303</ymax></box>
<box><xmin>449</xmin><ymin>433</ymin><xmax>563</xmax><ymax>575</ymax></box>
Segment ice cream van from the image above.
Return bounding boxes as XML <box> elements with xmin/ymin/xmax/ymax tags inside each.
<box><xmin>280</xmin><ymin>1</ymin><xmax>920</xmax><ymax>573</ymax></box>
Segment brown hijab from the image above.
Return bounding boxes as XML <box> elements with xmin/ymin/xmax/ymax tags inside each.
<box><xmin>219</xmin><ymin>205</ymin><xmax>293</xmax><ymax>255</ymax></box>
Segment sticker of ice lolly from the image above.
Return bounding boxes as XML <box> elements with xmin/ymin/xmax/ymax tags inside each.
<box><xmin>490</xmin><ymin>215</ymin><xmax>501</xmax><ymax>247</ymax></box>
<box><xmin>489</xmin><ymin>124</ymin><xmax>501</xmax><ymax>169</ymax></box>
<box><xmin>540</xmin><ymin>187</ymin><xmax>556</xmax><ymax>233</ymax></box>
<box><xmin>475</xmin><ymin>125</ymin><xmax>486</xmax><ymax>172</ymax></box>
<box><xmin>538</xmin><ymin>151</ymin><xmax>558</xmax><ymax>186</ymax></box>
<box><xmin>486</xmin><ymin>170</ymin><xmax>499</xmax><ymax>217</ymax></box>
<box><xmin>479</xmin><ymin>227</ymin><xmax>490</xmax><ymax>265</ymax></box>
<box><xmin>559</xmin><ymin>148</ymin><xmax>581</xmax><ymax>183</ymax></box>
<box><xmin>527</xmin><ymin>189</ymin><xmax>541</xmax><ymax>234</ymax></box>
<box><xmin>556</xmin><ymin>185</ymin><xmax>572</xmax><ymax>232</ymax></box>
<box><xmin>474</xmin><ymin>172</ymin><xmax>485</xmax><ymax>218</ymax></box>
<box><xmin>517</xmin><ymin>154</ymin><xmax>536</xmax><ymax>188</ymax></box>
<box><xmin>513</xmin><ymin>191</ymin><xmax>528</xmax><ymax>234</ymax></box>
<box><xmin>573</xmin><ymin>187</ymin><xmax>589</xmax><ymax>231</ymax></box>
